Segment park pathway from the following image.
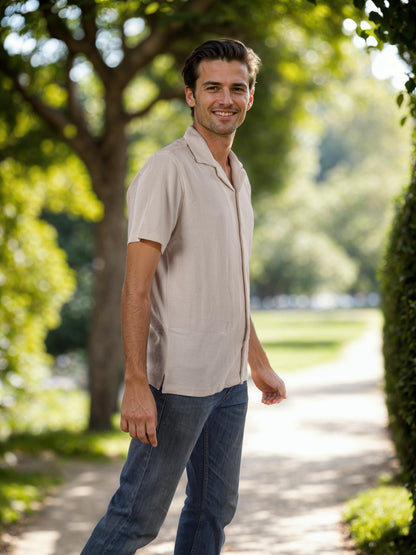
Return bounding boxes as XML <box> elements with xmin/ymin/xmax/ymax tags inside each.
<box><xmin>7</xmin><ymin>319</ymin><xmax>396</xmax><ymax>554</ymax></box>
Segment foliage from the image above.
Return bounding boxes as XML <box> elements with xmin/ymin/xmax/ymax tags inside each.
<box><xmin>347</xmin><ymin>0</ymin><xmax>416</xmax><ymax>544</ymax></box>
<box><xmin>343</xmin><ymin>485</ymin><xmax>414</xmax><ymax>554</ymax></box>
<box><xmin>380</xmin><ymin>167</ymin><xmax>416</xmax><ymax>545</ymax></box>
<box><xmin>0</xmin><ymin>0</ymin><xmax>361</xmax><ymax>429</ymax></box>
<box><xmin>51</xmin><ymin>43</ymin><xmax>411</xmax><ymax>351</ymax></box>
<box><xmin>0</xmin><ymin>0</ymin><xmax>353</xmax><ymax>198</ymax></box>
<box><xmin>6</xmin><ymin>388</ymin><xmax>89</xmax><ymax>435</ymax></box>
<box><xmin>0</xmin><ymin>98</ymin><xmax>102</xmax><ymax>437</ymax></box>
<box><xmin>0</xmin><ymin>159</ymin><xmax>74</xmax><ymax>437</ymax></box>
<box><xmin>44</xmin><ymin>215</ymin><xmax>95</xmax><ymax>355</ymax></box>
<box><xmin>233</xmin><ymin>0</ymin><xmax>355</xmax><ymax>193</ymax></box>
<box><xmin>250</xmin><ymin>49</ymin><xmax>412</xmax><ymax>298</ymax></box>
<box><xmin>352</xmin><ymin>0</ymin><xmax>416</xmax><ymax>126</ymax></box>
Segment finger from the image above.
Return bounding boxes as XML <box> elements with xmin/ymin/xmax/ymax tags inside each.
<box><xmin>262</xmin><ymin>392</ymin><xmax>274</xmax><ymax>404</ymax></box>
<box><xmin>262</xmin><ymin>392</ymin><xmax>284</xmax><ymax>405</ymax></box>
<box><xmin>136</xmin><ymin>423</ymin><xmax>150</xmax><ymax>443</ymax></box>
<box><xmin>146</xmin><ymin>427</ymin><xmax>158</xmax><ymax>448</ymax></box>
<box><xmin>144</xmin><ymin>413</ymin><xmax>158</xmax><ymax>447</ymax></box>
<box><xmin>120</xmin><ymin>417</ymin><xmax>129</xmax><ymax>433</ymax></box>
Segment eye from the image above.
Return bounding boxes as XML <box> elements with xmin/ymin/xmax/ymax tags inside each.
<box><xmin>207</xmin><ymin>86</ymin><xmax>219</xmax><ymax>92</ymax></box>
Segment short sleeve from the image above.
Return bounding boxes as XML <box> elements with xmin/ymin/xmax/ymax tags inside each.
<box><xmin>126</xmin><ymin>152</ymin><xmax>183</xmax><ymax>253</ymax></box>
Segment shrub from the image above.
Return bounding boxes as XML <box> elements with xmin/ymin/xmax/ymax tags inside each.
<box><xmin>380</xmin><ymin>161</ymin><xmax>416</xmax><ymax>545</ymax></box>
<box><xmin>343</xmin><ymin>485</ymin><xmax>414</xmax><ymax>554</ymax></box>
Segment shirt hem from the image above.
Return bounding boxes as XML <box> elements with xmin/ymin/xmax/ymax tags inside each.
<box><xmin>149</xmin><ymin>376</ymin><xmax>247</xmax><ymax>397</ymax></box>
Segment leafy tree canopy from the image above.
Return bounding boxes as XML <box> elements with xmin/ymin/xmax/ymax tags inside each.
<box><xmin>351</xmin><ymin>0</ymin><xmax>416</xmax><ymax>129</ymax></box>
<box><xmin>0</xmin><ymin>0</ymin><xmax>360</xmax><ymax>429</ymax></box>
<box><xmin>251</xmin><ymin>46</ymin><xmax>412</xmax><ymax>298</ymax></box>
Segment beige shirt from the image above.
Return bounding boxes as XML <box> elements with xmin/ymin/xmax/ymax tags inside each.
<box><xmin>126</xmin><ymin>126</ymin><xmax>254</xmax><ymax>396</ymax></box>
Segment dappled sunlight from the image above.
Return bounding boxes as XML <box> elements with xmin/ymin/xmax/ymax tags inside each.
<box><xmin>9</xmin><ymin>324</ymin><xmax>396</xmax><ymax>554</ymax></box>
<box><xmin>222</xmin><ymin>326</ymin><xmax>394</xmax><ymax>553</ymax></box>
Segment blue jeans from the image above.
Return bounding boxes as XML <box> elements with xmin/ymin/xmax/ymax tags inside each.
<box><xmin>81</xmin><ymin>382</ymin><xmax>248</xmax><ymax>555</ymax></box>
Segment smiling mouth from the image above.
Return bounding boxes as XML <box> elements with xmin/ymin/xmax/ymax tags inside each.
<box><xmin>213</xmin><ymin>111</ymin><xmax>236</xmax><ymax>117</ymax></box>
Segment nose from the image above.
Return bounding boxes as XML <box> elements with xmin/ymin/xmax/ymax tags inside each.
<box><xmin>219</xmin><ymin>88</ymin><xmax>232</xmax><ymax>105</ymax></box>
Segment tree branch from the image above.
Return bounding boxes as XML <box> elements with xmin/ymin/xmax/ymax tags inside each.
<box><xmin>0</xmin><ymin>46</ymin><xmax>102</xmax><ymax>177</ymax></box>
<box><xmin>125</xmin><ymin>87</ymin><xmax>184</xmax><ymax>123</ymax></box>
<box><xmin>117</xmin><ymin>0</ymin><xmax>218</xmax><ymax>90</ymax></box>
<box><xmin>65</xmin><ymin>53</ymin><xmax>92</xmax><ymax>138</ymax></box>
<box><xmin>38</xmin><ymin>0</ymin><xmax>110</xmax><ymax>84</ymax></box>
<box><xmin>0</xmin><ymin>58</ymin><xmax>68</xmax><ymax>135</ymax></box>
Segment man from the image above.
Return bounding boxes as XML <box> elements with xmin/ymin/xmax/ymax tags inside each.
<box><xmin>81</xmin><ymin>38</ymin><xmax>286</xmax><ymax>555</ymax></box>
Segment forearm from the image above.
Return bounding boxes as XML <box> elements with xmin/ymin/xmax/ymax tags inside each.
<box><xmin>119</xmin><ymin>240</ymin><xmax>161</xmax><ymax>443</ymax></box>
<box><xmin>248</xmin><ymin>316</ymin><xmax>287</xmax><ymax>404</ymax></box>
<box><xmin>121</xmin><ymin>283</ymin><xmax>151</xmax><ymax>386</ymax></box>
<box><xmin>248</xmin><ymin>317</ymin><xmax>272</xmax><ymax>373</ymax></box>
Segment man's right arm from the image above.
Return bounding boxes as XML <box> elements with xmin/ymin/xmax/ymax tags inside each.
<box><xmin>120</xmin><ymin>239</ymin><xmax>162</xmax><ymax>446</ymax></box>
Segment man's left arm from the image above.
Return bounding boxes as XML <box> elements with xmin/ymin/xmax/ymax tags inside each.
<box><xmin>248</xmin><ymin>316</ymin><xmax>287</xmax><ymax>405</ymax></box>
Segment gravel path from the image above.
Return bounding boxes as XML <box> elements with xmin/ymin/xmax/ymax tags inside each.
<box><xmin>7</xmin><ymin>320</ymin><xmax>395</xmax><ymax>554</ymax></box>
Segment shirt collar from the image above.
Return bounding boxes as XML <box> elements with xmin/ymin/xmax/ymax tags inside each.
<box><xmin>184</xmin><ymin>125</ymin><xmax>245</xmax><ymax>191</ymax></box>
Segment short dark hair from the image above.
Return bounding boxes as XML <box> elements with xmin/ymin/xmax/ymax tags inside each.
<box><xmin>182</xmin><ymin>38</ymin><xmax>261</xmax><ymax>93</ymax></box>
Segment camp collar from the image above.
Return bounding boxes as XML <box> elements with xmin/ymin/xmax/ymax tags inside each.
<box><xmin>184</xmin><ymin>125</ymin><xmax>244</xmax><ymax>191</ymax></box>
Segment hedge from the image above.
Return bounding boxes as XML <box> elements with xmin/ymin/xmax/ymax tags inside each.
<box><xmin>380</xmin><ymin>160</ymin><xmax>416</xmax><ymax>547</ymax></box>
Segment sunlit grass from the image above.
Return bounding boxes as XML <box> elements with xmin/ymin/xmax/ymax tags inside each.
<box><xmin>2</xmin><ymin>428</ymin><xmax>130</xmax><ymax>461</ymax></box>
<box><xmin>252</xmin><ymin>308</ymin><xmax>379</xmax><ymax>372</ymax></box>
<box><xmin>0</xmin><ymin>468</ymin><xmax>61</xmax><ymax>530</ymax></box>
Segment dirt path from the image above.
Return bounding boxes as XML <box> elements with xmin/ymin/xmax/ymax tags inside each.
<box><xmin>7</xmin><ymin>320</ymin><xmax>395</xmax><ymax>554</ymax></box>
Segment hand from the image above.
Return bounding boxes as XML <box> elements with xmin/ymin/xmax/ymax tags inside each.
<box><xmin>251</xmin><ymin>366</ymin><xmax>287</xmax><ymax>405</ymax></box>
<box><xmin>120</xmin><ymin>381</ymin><xmax>158</xmax><ymax>446</ymax></box>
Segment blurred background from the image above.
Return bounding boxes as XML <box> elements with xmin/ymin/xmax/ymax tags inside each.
<box><xmin>0</xmin><ymin>0</ymin><xmax>415</xmax><ymax>550</ymax></box>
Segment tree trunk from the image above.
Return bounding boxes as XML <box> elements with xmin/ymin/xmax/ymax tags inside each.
<box><xmin>87</xmin><ymin>138</ymin><xmax>128</xmax><ymax>431</ymax></box>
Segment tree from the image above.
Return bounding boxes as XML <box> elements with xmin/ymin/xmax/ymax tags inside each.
<box><xmin>0</xmin><ymin>0</ymin><xmax>243</xmax><ymax>430</ymax></box>
<box><xmin>0</xmin><ymin>0</ymin><xmax>353</xmax><ymax>429</ymax></box>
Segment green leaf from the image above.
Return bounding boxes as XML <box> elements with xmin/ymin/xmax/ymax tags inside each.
<box><xmin>397</xmin><ymin>92</ymin><xmax>404</xmax><ymax>108</ymax></box>
<box><xmin>405</xmin><ymin>78</ymin><xmax>416</xmax><ymax>94</ymax></box>
<box><xmin>353</xmin><ymin>0</ymin><xmax>366</xmax><ymax>10</ymax></box>
<box><xmin>368</xmin><ymin>11</ymin><xmax>382</xmax><ymax>25</ymax></box>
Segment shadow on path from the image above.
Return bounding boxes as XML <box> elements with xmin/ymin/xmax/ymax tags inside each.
<box><xmin>7</xmin><ymin>323</ymin><xmax>395</xmax><ymax>555</ymax></box>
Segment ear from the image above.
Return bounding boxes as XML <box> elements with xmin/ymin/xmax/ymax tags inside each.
<box><xmin>185</xmin><ymin>87</ymin><xmax>196</xmax><ymax>108</ymax></box>
<box><xmin>247</xmin><ymin>88</ymin><xmax>255</xmax><ymax>111</ymax></box>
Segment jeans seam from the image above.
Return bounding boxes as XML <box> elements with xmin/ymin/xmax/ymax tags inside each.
<box><xmin>189</xmin><ymin>424</ymin><xmax>209</xmax><ymax>555</ymax></box>
<box><xmin>103</xmin><ymin>391</ymin><xmax>168</xmax><ymax>554</ymax></box>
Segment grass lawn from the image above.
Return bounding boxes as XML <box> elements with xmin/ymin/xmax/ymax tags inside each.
<box><xmin>251</xmin><ymin>308</ymin><xmax>379</xmax><ymax>372</ymax></box>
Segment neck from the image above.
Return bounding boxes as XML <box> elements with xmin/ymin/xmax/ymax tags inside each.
<box><xmin>192</xmin><ymin>123</ymin><xmax>235</xmax><ymax>175</ymax></box>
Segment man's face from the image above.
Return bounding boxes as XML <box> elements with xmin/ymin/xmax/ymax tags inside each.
<box><xmin>185</xmin><ymin>59</ymin><xmax>254</xmax><ymax>139</ymax></box>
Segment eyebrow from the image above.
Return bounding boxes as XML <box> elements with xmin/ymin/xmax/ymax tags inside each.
<box><xmin>202</xmin><ymin>80</ymin><xmax>249</xmax><ymax>89</ymax></box>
